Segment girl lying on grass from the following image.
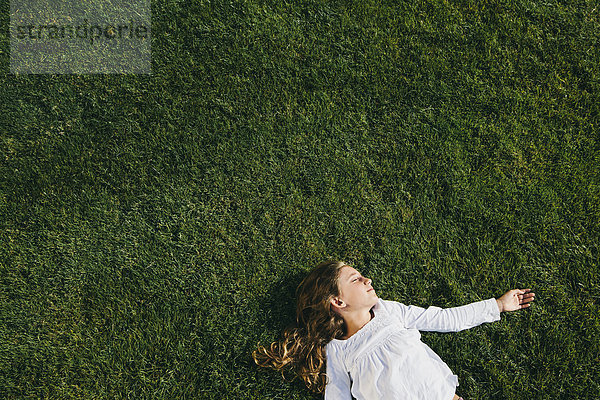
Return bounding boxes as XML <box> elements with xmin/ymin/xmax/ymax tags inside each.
<box><xmin>253</xmin><ymin>260</ymin><xmax>535</xmax><ymax>400</ymax></box>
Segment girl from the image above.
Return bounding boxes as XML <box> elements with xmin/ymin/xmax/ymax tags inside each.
<box><xmin>253</xmin><ymin>260</ymin><xmax>535</xmax><ymax>399</ymax></box>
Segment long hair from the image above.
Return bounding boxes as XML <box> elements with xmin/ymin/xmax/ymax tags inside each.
<box><xmin>252</xmin><ymin>260</ymin><xmax>347</xmax><ymax>393</ymax></box>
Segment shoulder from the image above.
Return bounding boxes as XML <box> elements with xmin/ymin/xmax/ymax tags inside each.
<box><xmin>375</xmin><ymin>298</ymin><xmax>407</xmax><ymax>313</ymax></box>
<box><xmin>325</xmin><ymin>339</ymin><xmax>347</xmax><ymax>369</ymax></box>
<box><xmin>325</xmin><ymin>338</ymin><xmax>343</xmax><ymax>356</ymax></box>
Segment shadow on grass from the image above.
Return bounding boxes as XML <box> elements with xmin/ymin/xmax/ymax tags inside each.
<box><xmin>255</xmin><ymin>268</ymin><xmax>307</xmax><ymax>335</ymax></box>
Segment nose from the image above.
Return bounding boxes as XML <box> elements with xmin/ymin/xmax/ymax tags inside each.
<box><xmin>364</xmin><ymin>277</ymin><xmax>372</xmax><ymax>286</ymax></box>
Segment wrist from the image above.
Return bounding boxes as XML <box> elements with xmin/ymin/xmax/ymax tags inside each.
<box><xmin>496</xmin><ymin>299</ymin><xmax>503</xmax><ymax>313</ymax></box>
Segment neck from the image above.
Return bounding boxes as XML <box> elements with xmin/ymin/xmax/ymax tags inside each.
<box><xmin>342</xmin><ymin>308</ymin><xmax>374</xmax><ymax>339</ymax></box>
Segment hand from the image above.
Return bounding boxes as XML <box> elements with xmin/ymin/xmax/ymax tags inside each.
<box><xmin>496</xmin><ymin>289</ymin><xmax>535</xmax><ymax>312</ymax></box>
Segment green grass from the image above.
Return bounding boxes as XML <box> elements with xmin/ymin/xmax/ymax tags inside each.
<box><xmin>1</xmin><ymin>0</ymin><xmax>599</xmax><ymax>398</ymax></box>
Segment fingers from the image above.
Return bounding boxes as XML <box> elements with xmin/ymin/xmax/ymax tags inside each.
<box><xmin>516</xmin><ymin>290</ymin><xmax>535</xmax><ymax>311</ymax></box>
<box><xmin>520</xmin><ymin>294</ymin><xmax>535</xmax><ymax>303</ymax></box>
<box><xmin>519</xmin><ymin>292</ymin><xmax>535</xmax><ymax>300</ymax></box>
<box><xmin>515</xmin><ymin>289</ymin><xmax>535</xmax><ymax>298</ymax></box>
<box><xmin>505</xmin><ymin>289</ymin><xmax>536</xmax><ymax>309</ymax></box>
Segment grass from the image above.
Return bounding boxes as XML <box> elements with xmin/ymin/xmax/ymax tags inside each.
<box><xmin>1</xmin><ymin>0</ymin><xmax>599</xmax><ymax>398</ymax></box>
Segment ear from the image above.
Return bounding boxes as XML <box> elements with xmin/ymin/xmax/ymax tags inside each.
<box><xmin>330</xmin><ymin>297</ymin><xmax>346</xmax><ymax>309</ymax></box>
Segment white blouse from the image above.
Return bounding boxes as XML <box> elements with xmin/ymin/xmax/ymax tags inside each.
<box><xmin>325</xmin><ymin>297</ymin><xmax>501</xmax><ymax>400</ymax></box>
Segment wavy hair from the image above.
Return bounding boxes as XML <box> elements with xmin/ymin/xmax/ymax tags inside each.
<box><xmin>252</xmin><ymin>260</ymin><xmax>348</xmax><ymax>393</ymax></box>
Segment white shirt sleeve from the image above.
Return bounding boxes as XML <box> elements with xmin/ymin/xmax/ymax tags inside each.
<box><xmin>387</xmin><ymin>297</ymin><xmax>501</xmax><ymax>332</ymax></box>
<box><xmin>324</xmin><ymin>344</ymin><xmax>353</xmax><ymax>400</ymax></box>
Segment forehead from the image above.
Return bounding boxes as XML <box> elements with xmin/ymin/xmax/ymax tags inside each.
<box><xmin>339</xmin><ymin>265</ymin><xmax>360</xmax><ymax>279</ymax></box>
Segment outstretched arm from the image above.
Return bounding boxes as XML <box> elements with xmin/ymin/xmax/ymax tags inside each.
<box><xmin>387</xmin><ymin>287</ymin><xmax>535</xmax><ymax>332</ymax></box>
<box><xmin>392</xmin><ymin>297</ymin><xmax>501</xmax><ymax>332</ymax></box>
<box><xmin>496</xmin><ymin>288</ymin><xmax>535</xmax><ymax>312</ymax></box>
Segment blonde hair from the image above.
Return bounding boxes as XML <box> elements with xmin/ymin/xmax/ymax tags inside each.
<box><xmin>252</xmin><ymin>260</ymin><xmax>348</xmax><ymax>393</ymax></box>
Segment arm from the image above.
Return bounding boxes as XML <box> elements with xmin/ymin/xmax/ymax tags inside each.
<box><xmin>324</xmin><ymin>346</ymin><xmax>352</xmax><ymax>400</ymax></box>
<box><xmin>397</xmin><ymin>297</ymin><xmax>501</xmax><ymax>332</ymax></box>
<box><xmin>394</xmin><ymin>288</ymin><xmax>535</xmax><ymax>332</ymax></box>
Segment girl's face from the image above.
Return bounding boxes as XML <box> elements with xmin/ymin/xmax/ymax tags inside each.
<box><xmin>332</xmin><ymin>266</ymin><xmax>378</xmax><ymax>311</ymax></box>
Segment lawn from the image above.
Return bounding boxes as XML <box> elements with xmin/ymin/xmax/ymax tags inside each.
<box><xmin>1</xmin><ymin>0</ymin><xmax>599</xmax><ymax>398</ymax></box>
